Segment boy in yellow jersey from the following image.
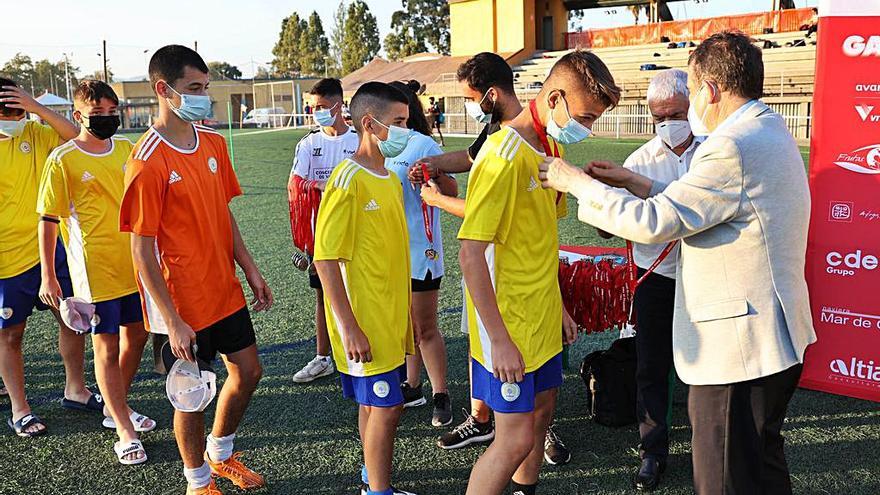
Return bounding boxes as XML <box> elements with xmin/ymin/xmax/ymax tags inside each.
<box><xmin>36</xmin><ymin>80</ymin><xmax>154</xmax><ymax>464</ymax></box>
<box><xmin>0</xmin><ymin>77</ymin><xmax>101</xmax><ymax>438</ymax></box>
<box><xmin>313</xmin><ymin>82</ymin><xmax>416</xmax><ymax>495</ymax></box>
<box><xmin>459</xmin><ymin>51</ymin><xmax>620</xmax><ymax>495</ymax></box>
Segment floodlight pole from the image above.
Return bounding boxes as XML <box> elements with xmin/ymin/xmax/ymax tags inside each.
<box><xmin>63</xmin><ymin>53</ymin><xmax>71</xmax><ymax>102</ymax></box>
<box><xmin>227</xmin><ymin>101</ymin><xmax>236</xmax><ymax>170</ymax></box>
<box><xmin>102</xmin><ymin>40</ymin><xmax>109</xmax><ymax>83</ymax></box>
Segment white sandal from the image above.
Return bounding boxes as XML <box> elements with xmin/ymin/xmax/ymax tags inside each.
<box><xmin>114</xmin><ymin>439</ymin><xmax>148</xmax><ymax>465</ymax></box>
<box><xmin>102</xmin><ymin>411</ymin><xmax>156</xmax><ymax>432</ymax></box>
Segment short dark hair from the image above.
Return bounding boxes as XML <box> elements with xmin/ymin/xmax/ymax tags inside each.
<box><xmin>350</xmin><ymin>82</ymin><xmax>409</xmax><ymax>133</ymax></box>
<box><xmin>689</xmin><ymin>31</ymin><xmax>764</xmax><ymax>100</ymax></box>
<box><xmin>548</xmin><ymin>50</ymin><xmax>621</xmax><ymax>109</ymax></box>
<box><xmin>389</xmin><ymin>80</ymin><xmax>431</xmax><ymax>137</ymax></box>
<box><xmin>0</xmin><ymin>77</ymin><xmax>24</xmax><ymax>117</ymax></box>
<box><xmin>148</xmin><ymin>45</ymin><xmax>209</xmax><ymax>90</ymax></box>
<box><xmin>309</xmin><ymin>78</ymin><xmax>343</xmax><ymax>98</ymax></box>
<box><xmin>456</xmin><ymin>52</ymin><xmax>515</xmax><ymax>95</ymax></box>
<box><xmin>73</xmin><ymin>80</ymin><xmax>119</xmax><ymax>106</ymax></box>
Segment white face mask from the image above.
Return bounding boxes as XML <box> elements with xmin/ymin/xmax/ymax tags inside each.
<box><xmin>0</xmin><ymin>117</ymin><xmax>27</xmax><ymax>138</ymax></box>
<box><xmin>655</xmin><ymin>120</ymin><xmax>692</xmax><ymax>149</ymax></box>
<box><xmin>687</xmin><ymin>84</ymin><xmax>712</xmax><ymax>137</ymax></box>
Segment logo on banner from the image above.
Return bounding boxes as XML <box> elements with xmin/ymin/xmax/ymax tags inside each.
<box><xmin>843</xmin><ymin>35</ymin><xmax>880</xmax><ymax>57</ymax></box>
<box><xmin>834</xmin><ymin>144</ymin><xmax>880</xmax><ymax>174</ymax></box>
<box><xmin>829</xmin><ymin>201</ymin><xmax>853</xmax><ymax>222</ymax></box>
<box><xmin>856</xmin><ymin>83</ymin><xmax>880</xmax><ymax>93</ymax></box>
<box><xmin>826</xmin><ymin>249</ymin><xmax>879</xmax><ymax>277</ymax></box>
<box><xmin>855</xmin><ymin>104</ymin><xmax>879</xmax><ymax>122</ymax></box>
<box><xmin>829</xmin><ymin>357</ymin><xmax>880</xmax><ymax>385</ymax></box>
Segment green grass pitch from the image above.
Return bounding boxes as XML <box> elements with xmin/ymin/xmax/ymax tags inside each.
<box><xmin>1</xmin><ymin>129</ymin><xmax>877</xmax><ymax>495</ymax></box>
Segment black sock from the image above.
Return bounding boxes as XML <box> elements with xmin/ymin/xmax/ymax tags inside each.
<box><xmin>510</xmin><ymin>481</ymin><xmax>536</xmax><ymax>495</ymax></box>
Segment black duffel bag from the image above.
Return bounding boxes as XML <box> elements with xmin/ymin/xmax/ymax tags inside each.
<box><xmin>579</xmin><ymin>337</ymin><xmax>637</xmax><ymax>427</ymax></box>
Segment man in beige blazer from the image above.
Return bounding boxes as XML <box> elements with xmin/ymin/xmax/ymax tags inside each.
<box><xmin>540</xmin><ymin>32</ymin><xmax>816</xmax><ymax>494</ymax></box>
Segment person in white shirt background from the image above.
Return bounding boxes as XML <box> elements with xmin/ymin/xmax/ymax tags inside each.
<box><xmin>595</xmin><ymin>68</ymin><xmax>702</xmax><ymax>491</ymax></box>
<box><xmin>288</xmin><ymin>78</ymin><xmax>360</xmax><ymax>384</ymax></box>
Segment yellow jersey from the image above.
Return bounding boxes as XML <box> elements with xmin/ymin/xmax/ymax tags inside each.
<box><xmin>36</xmin><ymin>136</ymin><xmax>138</xmax><ymax>302</ymax></box>
<box><xmin>459</xmin><ymin>127</ymin><xmax>565</xmax><ymax>373</ymax></box>
<box><xmin>0</xmin><ymin>121</ymin><xmax>62</xmax><ymax>278</ymax></box>
<box><xmin>314</xmin><ymin>159</ymin><xmax>414</xmax><ymax>377</ymax></box>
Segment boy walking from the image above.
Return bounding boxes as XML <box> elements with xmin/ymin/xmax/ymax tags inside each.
<box><xmin>120</xmin><ymin>45</ymin><xmax>273</xmax><ymax>494</ymax></box>
<box><xmin>36</xmin><ymin>80</ymin><xmax>154</xmax><ymax>464</ymax></box>
<box><xmin>313</xmin><ymin>82</ymin><xmax>415</xmax><ymax>495</ymax></box>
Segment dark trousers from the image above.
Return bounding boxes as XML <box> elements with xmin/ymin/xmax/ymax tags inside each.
<box><xmin>689</xmin><ymin>364</ymin><xmax>803</xmax><ymax>495</ymax></box>
<box><xmin>633</xmin><ymin>269</ymin><xmax>676</xmax><ymax>461</ymax></box>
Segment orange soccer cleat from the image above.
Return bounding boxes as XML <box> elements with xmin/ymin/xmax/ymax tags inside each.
<box><xmin>186</xmin><ymin>479</ymin><xmax>223</xmax><ymax>495</ymax></box>
<box><xmin>205</xmin><ymin>452</ymin><xmax>266</xmax><ymax>490</ymax></box>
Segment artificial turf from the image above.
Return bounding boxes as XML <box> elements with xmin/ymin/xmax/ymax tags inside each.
<box><xmin>0</xmin><ymin>128</ymin><xmax>876</xmax><ymax>495</ymax></box>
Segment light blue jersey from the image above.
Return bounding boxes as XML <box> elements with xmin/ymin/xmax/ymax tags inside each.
<box><xmin>385</xmin><ymin>133</ymin><xmax>444</xmax><ymax>281</ymax></box>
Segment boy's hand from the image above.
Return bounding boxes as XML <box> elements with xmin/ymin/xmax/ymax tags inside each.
<box><xmin>491</xmin><ymin>336</ymin><xmax>525</xmax><ymax>384</ymax></box>
<box><xmin>343</xmin><ymin>324</ymin><xmax>372</xmax><ymax>363</ymax></box>
<box><xmin>169</xmin><ymin>317</ymin><xmax>197</xmax><ymax>362</ymax></box>
<box><xmin>420</xmin><ymin>180</ymin><xmax>444</xmax><ymax>207</ymax></box>
<box><xmin>0</xmin><ymin>85</ymin><xmax>42</xmax><ymax>114</ymax></box>
<box><xmin>245</xmin><ymin>267</ymin><xmax>274</xmax><ymax>312</ymax></box>
<box><xmin>562</xmin><ymin>307</ymin><xmax>579</xmax><ymax>345</ymax></box>
<box><xmin>38</xmin><ymin>277</ymin><xmax>62</xmax><ymax>310</ymax></box>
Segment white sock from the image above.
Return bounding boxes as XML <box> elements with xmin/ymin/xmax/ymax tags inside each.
<box><xmin>316</xmin><ymin>354</ymin><xmax>330</xmax><ymax>361</ymax></box>
<box><xmin>206</xmin><ymin>433</ymin><xmax>235</xmax><ymax>463</ymax></box>
<box><xmin>184</xmin><ymin>462</ymin><xmax>212</xmax><ymax>489</ymax></box>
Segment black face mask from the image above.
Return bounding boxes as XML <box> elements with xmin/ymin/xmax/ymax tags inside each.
<box><xmin>82</xmin><ymin>114</ymin><xmax>120</xmax><ymax>140</ymax></box>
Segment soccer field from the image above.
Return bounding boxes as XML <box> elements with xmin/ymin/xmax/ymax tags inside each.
<box><xmin>1</xmin><ymin>128</ymin><xmax>877</xmax><ymax>495</ymax></box>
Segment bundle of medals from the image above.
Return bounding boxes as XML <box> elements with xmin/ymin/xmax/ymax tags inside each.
<box><xmin>558</xmin><ymin>254</ymin><xmax>631</xmax><ymax>334</ymax></box>
<box><xmin>290</xmin><ymin>176</ymin><xmax>321</xmax><ymax>271</ymax></box>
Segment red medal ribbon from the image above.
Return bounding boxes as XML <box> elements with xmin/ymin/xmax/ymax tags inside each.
<box><xmin>528</xmin><ymin>100</ymin><xmax>563</xmax><ymax>204</ymax></box>
<box><xmin>420</xmin><ymin>164</ymin><xmax>434</xmax><ymax>245</ymax></box>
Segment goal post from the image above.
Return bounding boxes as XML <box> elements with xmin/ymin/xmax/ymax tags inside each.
<box><xmin>250</xmin><ymin>80</ymin><xmax>311</xmax><ymax>128</ymax></box>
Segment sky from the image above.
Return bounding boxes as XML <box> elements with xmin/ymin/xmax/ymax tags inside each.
<box><xmin>1</xmin><ymin>0</ymin><xmax>817</xmax><ymax>81</ymax></box>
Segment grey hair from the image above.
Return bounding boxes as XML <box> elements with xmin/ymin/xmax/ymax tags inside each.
<box><xmin>646</xmin><ymin>69</ymin><xmax>689</xmax><ymax>102</ymax></box>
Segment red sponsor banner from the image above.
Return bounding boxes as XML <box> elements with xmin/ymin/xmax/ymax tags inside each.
<box><xmin>801</xmin><ymin>2</ymin><xmax>880</xmax><ymax>402</ymax></box>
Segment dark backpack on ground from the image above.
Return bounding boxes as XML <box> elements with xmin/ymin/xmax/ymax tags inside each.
<box><xmin>580</xmin><ymin>337</ymin><xmax>637</xmax><ymax>427</ymax></box>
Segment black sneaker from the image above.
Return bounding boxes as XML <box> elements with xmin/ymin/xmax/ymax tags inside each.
<box><xmin>543</xmin><ymin>423</ymin><xmax>571</xmax><ymax>465</ymax></box>
<box><xmin>436</xmin><ymin>410</ymin><xmax>495</xmax><ymax>450</ymax></box>
<box><xmin>400</xmin><ymin>382</ymin><xmax>426</xmax><ymax>408</ymax></box>
<box><xmin>431</xmin><ymin>393</ymin><xmax>453</xmax><ymax>427</ymax></box>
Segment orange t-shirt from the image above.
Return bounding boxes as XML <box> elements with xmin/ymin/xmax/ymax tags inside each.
<box><xmin>120</xmin><ymin>124</ymin><xmax>246</xmax><ymax>333</ymax></box>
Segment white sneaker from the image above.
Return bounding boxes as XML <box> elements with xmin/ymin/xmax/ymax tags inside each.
<box><xmin>292</xmin><ymin>356</ymin><xmax>335</xmax><ymax>383</ymax></box>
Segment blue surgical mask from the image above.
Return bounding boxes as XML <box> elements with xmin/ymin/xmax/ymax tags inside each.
<box><xmin>166</xmin><ymin>85</ymin><xmax>212</xmax><ymax>122</ymax></box>
<box><xmin>687</xmin><ymin>85</ymin><xmax>711</xmax><ymax>137</ymax></box>
<box><xmin>0</xmin><ymin>117</ymin><xmax>27</xmax><ymax>138</ymax></box>
<box><xmin>545</xmin><ymin>95</ymin><xmax>592</xmax><ymax>144</ymax></box>
<box><xmin>464</xmin><ymin>90</ymin><xmax>494</xmax><ymax>124</ymax></box>
<box><xmin>372</xmin><ymin>117</ymin><xmax>411</xmax><ymax>158</ymax></box>
<box><xmin>313</xmin><ymin>103</ymin><xmax>338</xmax><ymax>127</ymax></box>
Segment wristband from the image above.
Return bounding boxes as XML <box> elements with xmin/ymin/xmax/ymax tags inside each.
<box><xmin>40</xmin><ymin>215</ymin><xmax>60</xmax><ymax>224</ymax></box>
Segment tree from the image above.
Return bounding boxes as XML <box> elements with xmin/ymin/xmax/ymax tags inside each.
<box><xmin>300</xmin><ymin>12</ymin><xmax>331</xmax><ymax>76</ymax></box>
<box><xmin>1</xmin><ymin>53</ymin><xmax>80</xmax><ymax>97</ymax></box>
<box><xmin>328</xmin><ymin>1</ymin><xmax>349</xmax><ymax>77</ymax></box>
<box><xmin>272</xmin><ymin>12</ymin><xmax>308</xmax><ymax>76</ymax></box>
<box><xmin>1</xmin><ymin>53</ymin><xmax>35</xmax><ymax>90</ymax></box>
<box><xmin>341</xmin><ymin>0</ymin><xmax>381</xmax><ymax>74</ymax></box>
<box><xmin>254</xmin><ymin>66</ymin><xmax>274</xmax><ymax>80</ymax></box>
<box><xmin>208</xmin><ymin>61</ymin><xmax>242</xmax><ymax>80</ymax></box>
<box><xmin>383</xmin><ymin>0</ymin><xmax>450</xmax><ymax>60</ymax></box>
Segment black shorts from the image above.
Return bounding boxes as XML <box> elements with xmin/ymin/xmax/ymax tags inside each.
<box><xmin>309</xmin><ymin>272</ymin><xmax>322</xmax><ymax>290</ymax></box>
<box><xmin>411</xmin><ymin>270</ymin><xmax>442</xmax><ymax>292</ymax></box>
<box><xmin>195</xmin><ymin>306</ymin><xmax>256</xmax><ymax>362</ymax></box>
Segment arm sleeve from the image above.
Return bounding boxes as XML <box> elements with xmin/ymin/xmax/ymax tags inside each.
<box><xmin>36</xmin><ymin>154</ymin><xmax>70</xmax><ymax>218</ymax></box>
<box><xmin>119</xmin><ymin>160</ymin><xmax>166</xmax><ymax>236</ymax></box>
<box><xmin>554</xmin><ymin>141</ymin><xmax>568</xmax><ymax>219</ymax></box>
<box><xmin>218</xmin><ymin>147</ymin><xmax>243</xmax><ymax>203</ymax></box>
<box><xmin>31</xmin><ymin>121</ymin><xmax>63</xmax><ymax>153</ymax></box>
<box><xmin>313</xmin><ymin>175</ymin><xmax>358</xmax><ymax>262</ymax></box>
<box><xmin>291</xmin><ymin>136</ymin><xmax>311</xmax><ymax>178</ymax></box>
<box><xmin>570</xmin><ymin>136</ymin><xmax>744</xmax><ymax>245</ymax></box>
<box><xmin>458</xmin><ymin>153</ymin><xmax>517</xmax><ymax>243</ymax></box>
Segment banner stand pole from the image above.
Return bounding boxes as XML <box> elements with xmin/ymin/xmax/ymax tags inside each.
<box><xmin>227</xmin><ymin>101</ymin><xmax>236</xmax><ymax>171</ymax></box>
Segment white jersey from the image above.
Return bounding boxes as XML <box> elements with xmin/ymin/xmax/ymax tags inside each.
<box><xmin>623</xmin><ymin>135</ymin><xmax>704</xmax><ymax>279</ymax></box>
<box><xmin>290</xmin><ymin>127</ymin><xmax>359</xmax><ymax>181</ymax></box>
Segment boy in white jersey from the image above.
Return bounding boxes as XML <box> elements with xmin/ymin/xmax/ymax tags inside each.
<box><xmin>288</xmin><ymin>78</ymin><xmax>359</xmax><ymax>384</ymax></box>
<box><xmin>314</xmin><ymin>82</ymin><xmax>415</xmax><ymax>495</ymax></box>
<box><xmin>37</xmin><ymin>80</ymin><xmax>154</xmax><ymax>464</ymax></box>
<box><xmin>459</xmin><ymin>51</ymin><xmax>619</xmax><ymax>495</ymax></box>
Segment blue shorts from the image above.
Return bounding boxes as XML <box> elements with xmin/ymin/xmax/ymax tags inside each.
<box><xmin>472</xmin><ymin>353</ymin><xmax>563</xmax><ymax>413</ymax></box>
<box><xmin>91</xmin><ymin>292</ymin><xmax>143</xmax><ymax>335</ymax></box>
<box><xmin>0</xmin><ymin>240</ymin><xmax>72</xmax><ymax>329</ymax></box>
<box><xmin>340</xmin><ymin>364</ymin><xmax>407</xmax><ymax>408</ymax></box>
